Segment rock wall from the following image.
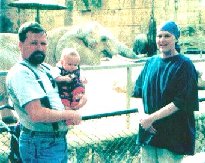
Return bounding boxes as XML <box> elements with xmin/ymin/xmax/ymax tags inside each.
<box><xmin>2</xmin><ymin>0</ymin><xmax>205</xmax><ymax>48</ymax></box>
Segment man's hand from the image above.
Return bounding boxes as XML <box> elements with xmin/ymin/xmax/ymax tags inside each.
<box><xmin>65</xmin><ymin>110</ymin><xmax>82</xmax><ymax>125</ymax></box>
<box><xmin>71</xmin><ymin>94</ymin><xmax>87</xmax><ymax>110</ymax></box>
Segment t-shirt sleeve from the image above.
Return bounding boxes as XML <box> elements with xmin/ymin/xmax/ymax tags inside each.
<box><xmin>132</xmin><ymin>72</ymin><xmax>143</xmax><ymax>98</ymax></box>
<box><xmin>49</xmin><ymin>65</ymin><xmax>61</xmax><ymax>79</ymax></box>
<box><xmin>9</xmin><ymin>67</ymin><xmax>46</xmax><ymax>107</ymax></box>
<box><xmin>173</xmin><ymin>60</ymin><xmax>199</xmax><ymax>112</ymax></box>
<box><xmin>132</xmin><ymin>60</ymin><xmax>150</xmax><ymax>98</ymax></box>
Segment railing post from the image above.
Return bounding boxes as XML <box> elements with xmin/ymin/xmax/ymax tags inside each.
<box><xmin>126</xmin><ymin>66</ymin><xmax>132</xmax><ymax>129</ymax></box>
<box><xmin>126</xmin><ymin>66</ymin><xmax>132</xmax><ymax>109</ymax></box>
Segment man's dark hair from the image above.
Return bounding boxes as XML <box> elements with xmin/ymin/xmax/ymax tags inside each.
<box><xmin>18</xmin><ymin>22</ymin><xmax>46</xmax><ymax>42</ymax></box>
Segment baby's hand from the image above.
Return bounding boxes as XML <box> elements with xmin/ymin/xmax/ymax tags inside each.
<box><xmin>80</xmin><ymin>76</ymin><xmax>88</xmax><ymax>84</ymax></box>
<box><xmin>71</xmin><ymin>94</ymin><xmax>87</xmax><ymax>110</ymax></box>
<box><xmin>64</xmin><ymin>75</ymin><xmax>72</xmax><ymax>82</ymax></box>
<box><xmin>70</xmin><ymin>102</ymin><xmax>80</xmax><ymax>109</ymax></box>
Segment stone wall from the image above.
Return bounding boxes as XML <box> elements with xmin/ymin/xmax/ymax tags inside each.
<box><xmin>1</xmin><ymin>0</ymin><xmax>205</xmax><ymax>48</ymax></box>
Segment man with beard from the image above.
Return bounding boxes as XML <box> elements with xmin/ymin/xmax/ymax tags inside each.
<box><xmin>6</xmin><ymin>22</ymin><xmax>87</xmax><ymax>162</ymax></box>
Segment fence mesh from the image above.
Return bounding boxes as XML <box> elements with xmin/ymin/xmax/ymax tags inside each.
<box><xmin>0</xmin><ymin>112</ymin><xmax>141</xmax><ymax>163</ymax></box>
<box><xmin>1</xmin><ymin>110</ymin><xmax>205</xmax><ymax>163</ymax></box>
<box><xmin>0</xmin><ymin>130</ymin><xmax>11</xmax><ymax>162</ymax></box>
<box><xmin>67</xmin><ymin>113</ymin><xmax>140</xmax><ymax>162</ymax></box>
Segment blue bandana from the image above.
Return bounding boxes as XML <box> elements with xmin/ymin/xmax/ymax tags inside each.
<box><xmin>159</xmin><ymin>21</ymin><xmax>180</xmax><ymax>40</ymax></box>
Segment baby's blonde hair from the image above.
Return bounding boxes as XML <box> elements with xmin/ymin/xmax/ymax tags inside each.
<box><xmin>60</xmin><ymin>48</ymin><xmax>80</xmax><ymax>61</ymax></box>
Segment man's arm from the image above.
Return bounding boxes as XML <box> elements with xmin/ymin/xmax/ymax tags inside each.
<box><xmin>25</xmin><ymin>99</ymin><xmax>81</xmax><ymax>125</ymax></box>
<box><xmin>55</xmin><ymin>75</ymin><xmax>72</xmax><ymax>83</ymax></box>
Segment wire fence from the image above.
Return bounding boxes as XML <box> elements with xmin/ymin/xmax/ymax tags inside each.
<box><xmin>68</xmin><ymin>109</ymin><xmax>140</xmax><ymax>163</ymax></box>
<box><xmin>1</xmin><ymin>58</ymin><xmax>205</xmax><ymax>162</ymax></box>
<box><xmin>1</xmin><ymin>106</ymin><xmax>205</xmax><ymax>163</ymax></box>
<box><xmin>0</xmin><ymin>108</ymin><xmax>141</xmax><ymax>163</ymax></box>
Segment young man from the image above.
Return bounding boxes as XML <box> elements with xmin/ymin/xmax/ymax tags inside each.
<box><xmin>6</xmin><ymin>22</ymin><xmax>87</xmax><ymax>162</ymax></box>
<box><xmin>132</xmin><ymin>21</ymin><xmax>199</xmax><ymax>162</ymax></box>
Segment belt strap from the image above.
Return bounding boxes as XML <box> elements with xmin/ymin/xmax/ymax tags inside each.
<box><xmin>21</xmin><ymin>125</ymin><xmax>67</xmax><ymax>137</ymax></box>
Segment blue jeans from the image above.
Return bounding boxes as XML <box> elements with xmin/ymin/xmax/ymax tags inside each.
<box><xmin>19</xmin><ymin>131</ymin><xmax>68</xmax><ymax>163</ymax></box>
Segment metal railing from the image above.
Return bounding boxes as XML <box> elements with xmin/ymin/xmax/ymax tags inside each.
<box><xmin>1</xmin><ymin>57</ymin><xmax>205</xmax><ymax>162</ymax></box>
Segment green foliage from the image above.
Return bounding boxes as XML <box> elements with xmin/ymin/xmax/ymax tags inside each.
<box><xmin>0</xmin><ymin>15</ymin><xmax>14</xmax><ymax>33</ymax></box>
<box><xmin>66</xmin><ymin>0</ymin><xmax>74</xmax><ymax>11</ymax></box>
<box><xmin>76</xmin><ymin>0</ymin><xmax>102</xmax><ymax>11</ymax></box>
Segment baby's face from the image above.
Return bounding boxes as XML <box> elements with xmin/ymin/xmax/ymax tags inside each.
<box><xmin>61</xmin><ymin>55</ymin><xmax>80</xmax><ymax>72</ymax></box>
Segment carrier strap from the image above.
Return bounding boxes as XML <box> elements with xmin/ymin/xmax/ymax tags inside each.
<box><xmin>20</xmin><ymin>62</ymin><xmax>59</xmax><ymax>132</ymax></box>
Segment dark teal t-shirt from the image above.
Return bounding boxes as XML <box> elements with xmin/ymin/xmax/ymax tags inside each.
<box><xmin>133</xmin><ymin>54</ymin><xmax>199</xmax><ymax>155</ymax></box>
